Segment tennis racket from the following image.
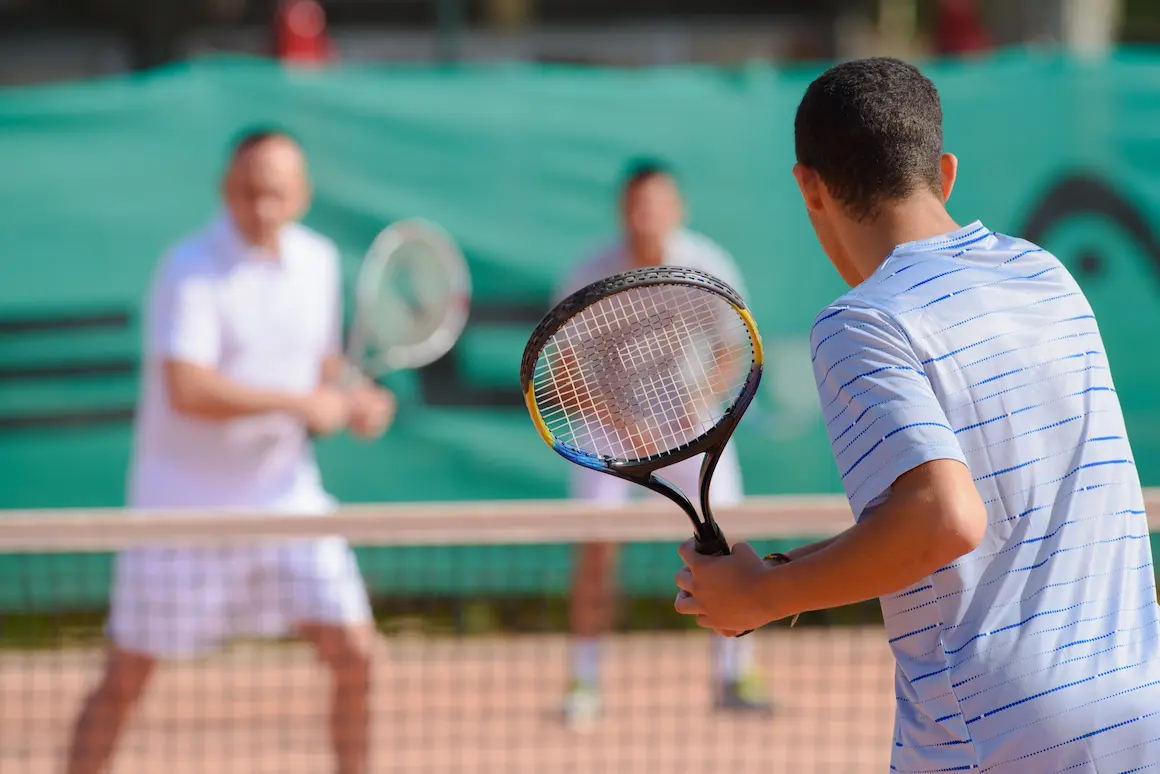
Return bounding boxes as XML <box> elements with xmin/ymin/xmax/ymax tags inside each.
<box><xmin>520</xmin><ymin>266</ymin><xmax>765</xmax><ymax>633</ymax></box>
<box><xmin>340</xmin><ymin>217</ymin><xmax>471</xmax><ymax>386</ymax></box>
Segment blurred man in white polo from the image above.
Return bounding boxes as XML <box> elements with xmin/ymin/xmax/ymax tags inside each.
<box><xmin>555</xmin><ymin>159</ymin><xmax>772</xmax><ymax>728</ymax></box>
<box><xmin>65</xmin><ymin>128</ymin><xmax>393</xmax><ymax>774</ymax></box>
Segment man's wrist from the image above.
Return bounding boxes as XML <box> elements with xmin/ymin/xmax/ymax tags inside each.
<box><xmin>755</xmin><ymin>552</ymin><xmax>802</xmax><ymax>626</ymax></box>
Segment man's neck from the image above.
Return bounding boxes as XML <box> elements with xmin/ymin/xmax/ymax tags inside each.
<box><xmin>842</xmin><ymin>198</ymin><xmax>961</xmax><ymax>284</ymax></box>
<box><xmin>627</xmin><ymin>234</ymin><xmax>668</xmax><ymax>268</ymax></box>
<box><xmin>222</xmin><ymin>214</ymin><xmax>283</xmax><ymax>258</ymax></box>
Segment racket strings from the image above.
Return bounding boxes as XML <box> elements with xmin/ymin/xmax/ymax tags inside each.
<box><xmin>354</xmin><ymin>229</ymin><xmax>470</xmax><ymax>373</ymax></box>
<box><xmin>532</xmin><ymin>284</ymin><xmax>754</xmax><ymax>462</ymax></box>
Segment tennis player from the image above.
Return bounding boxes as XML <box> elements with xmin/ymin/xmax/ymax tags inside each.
<box><xmin>674</xmin><ymin>57</ymin><xmax>1160</xmax><ymax>771</ymax></box>
<box><xmin>65</xmin><ymin>128</ymin><xmax>393</xmax><ymax>774</ymax></box>
<box><xmin>556</xmin><ymin>159</ymin><xmax>772</xmax><ymax>728</ymax></box>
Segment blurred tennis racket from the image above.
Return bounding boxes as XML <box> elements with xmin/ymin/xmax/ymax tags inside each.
<box><xmin>340</xmin><ymin>217</ymin><xmax>471</xmax><ymax>386</ymax></box>
<box><xmin>520</xmin><ymin>266</ymin><xmax>766</xmax><ymax>634</ymax></box>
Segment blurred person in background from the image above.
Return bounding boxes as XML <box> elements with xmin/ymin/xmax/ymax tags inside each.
<box><xmin>554</xmin><ymin>159</ymin><xmax>772</xmax><ymax>729</ymax></box>
<box><xmin>936</xmin><ymin>0</ymin><xmax>991</xmax><ymax>56</ymax></box>
<box><xmin>65</xmin><ymin>128</ymin><xmax>394</xmax><ymax>774</ymax></box>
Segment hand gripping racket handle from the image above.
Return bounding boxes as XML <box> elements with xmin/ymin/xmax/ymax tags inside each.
<box><xmin>693</xmin><ymin>523</ymin><xmax>755</xmax><ymax>638</ymax></box>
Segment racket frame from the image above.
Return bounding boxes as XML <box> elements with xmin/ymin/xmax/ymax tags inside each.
<box><xmin>348</xmin><ymin>217</ymin><xmax>472</xmax><ymax>381</ymax></box>
<box><xmin>520</xmin><ymin>266</ymin><xmax>765</xmax><ymax>559</ymax></box>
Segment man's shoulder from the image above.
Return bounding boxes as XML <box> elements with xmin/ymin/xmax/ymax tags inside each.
<box><xmin>808</xmin><ymin>293</ymin><xmax>907</xmax><ymax>362</ymax></box>
<box><xmin>676</xmin><ymin>228</ymin><xmax>730</xmax><ymax>256</ymax></box>
<box><xmin>155</xmin><ymin>229</ymin><xmax>222</xmax><ymax>283</ymax></box>
<box><xmin>671</xmin><ymin>229</ymin><xmax>744</xmax><ymax>289</ymax></box>
<box><xmin>810</xmin><ymin>290</ymin><xmax>891</xmax><ymax>327</ymax></box>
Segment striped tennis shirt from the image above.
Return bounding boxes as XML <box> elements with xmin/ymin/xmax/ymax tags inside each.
<box><xmin>811</xmin><ymin>222</ymin><xmax>1160</xmax><ymax>772</ymax></box>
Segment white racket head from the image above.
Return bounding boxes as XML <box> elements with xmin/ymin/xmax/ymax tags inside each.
<box><xmin>349</xmin><ymin>218</ymin><xmax>472</xmax><ymax>376</ymax></box>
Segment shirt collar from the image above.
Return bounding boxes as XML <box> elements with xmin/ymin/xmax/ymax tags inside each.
<box><xmin>617</xmin><ymin>227</ymin><xmax>690</xmax><ymax>266</ymax></box>
<box><xmin>210</xmin><ymin>213</ymin><xmax>288</xmax><ymax>264</ymax></box>
<box><xmin>889</xmin><ymin>221</ymin><xmax>991</xmax><ymax>257</ymax></box>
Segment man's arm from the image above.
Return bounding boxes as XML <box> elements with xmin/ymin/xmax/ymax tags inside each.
<box><xmin>165</xmin><ymin>362</ymin><xmax>311</xmax><ymax>420</ymax></box>
<box><xmin>780</xmin><ymin>535</ymin><xmax>840</xmax><ymax>562</ymax></box>
<box><xmin>150</xmin><ymin>254</ymin><xmax>343</xmax><ymax>430</ymax></box>
<box><xmin>756</xmin><ymin>459</ymin><xmax>984</xmax><ymax>621</ymax></box>
<box><xmin>761</xmin><ymin>302</ymin><xmax>985</xmax><ymax>619</ymax></box>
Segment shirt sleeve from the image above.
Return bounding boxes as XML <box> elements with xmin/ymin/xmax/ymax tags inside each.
<box><xmin>810</xmin><ymin>302</ymin><xmax>967</xmax><ymax>520</ymax></box>
<box><xmin>146</xmin><ymin>253</ymin><xmax>221</xmax><ymax>368</ymax></box>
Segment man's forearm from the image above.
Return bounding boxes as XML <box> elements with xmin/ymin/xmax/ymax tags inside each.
<box><xmin>781</xmin><ymin>535</ymin><xmax>841</xmax><ymax>562</ymax></box>
<box><xmin>756</xmin><ymin>495</ymin><xmax>974</xmax><ymax>622</ymax></box>
<box><xmin>166</xmin><ymin>361</ymin><xmax>306</xmax><ymax>421</ymax></box>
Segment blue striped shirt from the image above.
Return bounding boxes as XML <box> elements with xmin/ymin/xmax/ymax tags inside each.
<box><xmin>811</xmin><ymin>222</ymin><xmax>1160</xmax><ymax>772</ymax></box>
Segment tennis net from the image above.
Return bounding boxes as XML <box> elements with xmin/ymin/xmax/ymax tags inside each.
<box><xmin>3</xmin><ymin>493</ymin><xmax>1157</xmax><ymax>773</ymax></box>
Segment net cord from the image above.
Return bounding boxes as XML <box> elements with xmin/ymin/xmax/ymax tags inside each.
<box><xmin>3</xmin><ymin>491</ymin><xmax>1160</xmax><ymax>550</ymax></box>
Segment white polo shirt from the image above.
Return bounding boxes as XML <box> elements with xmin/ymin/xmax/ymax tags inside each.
<box><xmin>127</xmin><ymin>215</ymin><xmax>342</xmax><ymax>512</ymax></box>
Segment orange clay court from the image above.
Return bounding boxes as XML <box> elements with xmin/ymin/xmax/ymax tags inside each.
<box><xmin>2</xmin><ymin>630</ymin><xmax>893</xmax><ymax>773</ymax></box>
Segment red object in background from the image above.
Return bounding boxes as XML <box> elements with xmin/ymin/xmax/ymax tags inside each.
<box><xmin>936</xmin><ymin>0</ymin><xmax>991</xmax><ymax>55</ymax></box>
<box><xmin>274</xmin><ymin>0</ymin><xmax>334</xmax><ymax>64</ymax></box>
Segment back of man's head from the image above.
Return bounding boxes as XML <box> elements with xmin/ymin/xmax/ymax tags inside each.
<box><xmin>794</xmin><ymin>58</ymin><xmax>944</xmax><ymax>221</ymax></box>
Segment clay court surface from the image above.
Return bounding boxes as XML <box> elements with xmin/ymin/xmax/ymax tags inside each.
<box><xmin>2</xmin><ymin>628</ymin><xmax>893</xmax><ymax>773</ymax></box>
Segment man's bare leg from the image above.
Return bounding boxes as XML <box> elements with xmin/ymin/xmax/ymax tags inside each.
<box><xmin>65</xmin><ymin>648</ymin><xmax>156</xmax><ymax>774</ymax></box>
<box><xmin>565</xmin><ymin>541</ymin><xmax>618</xmax><ymax>727</ymax></box>
<box><xmin>298</xmin><ymin>622</ymin><xmax>375</xmax><ymax>774</ymax></box>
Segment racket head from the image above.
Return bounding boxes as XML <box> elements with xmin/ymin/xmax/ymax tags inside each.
<box><xmin>350</xmin><ymin>218</ymin><xmax>471</xmax><ymax>376</ymax></box>
<box><xmin>520</xmin><ymin>266</ymin><xmax>764</xmax><ymax>475</ymax></box>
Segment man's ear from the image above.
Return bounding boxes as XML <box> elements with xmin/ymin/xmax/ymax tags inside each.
<box><xmin>793</xmin><ymin>163</ymin><xmax>825</xmax><ymax>213</ymax></box>
<box><xmin>940</xmin><ymin>153</ymin><xmax>959</xmax><ymax>202</ymax></box>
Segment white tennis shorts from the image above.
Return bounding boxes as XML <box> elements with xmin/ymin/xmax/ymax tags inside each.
<box><xmin>107</xmin><ymin>537</ymin><xmax>372</xmax><ymax>658</ymax></box>
<box><xmin>570</xmin><ymin>442</ymin><xmax>744</xmax><ymax>506</ymax></box>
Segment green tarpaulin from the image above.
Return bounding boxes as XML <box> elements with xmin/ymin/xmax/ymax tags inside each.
<box><xmin>3</xmin><ymin>52</ymin><xmax>1160</xmax><ymax>606</ymax></box>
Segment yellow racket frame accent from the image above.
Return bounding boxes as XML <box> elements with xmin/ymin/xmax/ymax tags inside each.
<box><xmin>737</xmin><ymin>305</ymin><xmax>764</xmax><ymax>368</ymax></box>
<box><xmin>525</xmin><ymin>381</ymin><xmax>553</xmax><ymax>447</ymax></box>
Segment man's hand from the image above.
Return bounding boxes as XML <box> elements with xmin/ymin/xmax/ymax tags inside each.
<box><xmin>673</xmin><ymin>539</ymin><xmax>783</xmax><ymax>637</ymax></box>
<box><xmin>298</xmin><ymin>386</ymin><xmax>352</xmax><ymax>436</ymax></box>
<box><xmin>347</xmin><ymin>384</ymin><xmax>396</xmax><ymax>439</ymax></box>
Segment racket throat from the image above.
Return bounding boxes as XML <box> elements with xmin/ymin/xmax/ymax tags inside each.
<box><xmin>694</xmin><ymin>447</ymin><xmax>731</xmax><ymax>555</ymax></box>
<box><xmin>640</xmin><ymin>473</ymin><xmax>701</xmax><ymax>533</ymax></box>
<box><xmin>640</xmin><ymin>472</ymin><xmax>726</xmax><ymax>553</ymax></box>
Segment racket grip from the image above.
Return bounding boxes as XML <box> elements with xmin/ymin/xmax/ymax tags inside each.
<box><xmin>693</xmin><ymin>523</ymin><xmax>730</xmax><ymax>557</ymax></box>
<box><xmin>692</xmin><ymin>525</ymin><xmax>755</xmax><ymax>638</ymax></box>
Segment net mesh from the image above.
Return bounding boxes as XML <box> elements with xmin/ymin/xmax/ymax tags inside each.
<box><xmin>5</xmin><ymin>495</ymin><xmax>1157</xmax><ymax>773</ymax></box>
<box><xmin>532</xmin><ymin>283</ymin><xmax>755</xmax><ymax>462</ymax></box>
<box><xmin>1</xmin><ymin>496</ymin><xmax>884</xmax><ymax>774</ymax></box>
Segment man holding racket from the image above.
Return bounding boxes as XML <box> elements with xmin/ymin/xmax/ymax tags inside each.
<box><xmin>556</xmin><ymin>159</ymin><xmax>771</xmax><ymax>728</ymax></box>
<box><xmin>65</xmin><ymin>128</ymin><xmax>394</xmax><ymax>774</ymax></box>
<box><xmin>675</xmin><ymin>58</ymin><xmax>1160</xmax><ymax>771</ymax></box>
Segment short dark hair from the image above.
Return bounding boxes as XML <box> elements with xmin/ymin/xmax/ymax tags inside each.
<box><xmin>794</xmin><ymin>57</ymin><xmax>944</xmax><ymax>220</ymax></box>
<box><xmin>620</xmin><ymin>156</ymin><xmax>677</xmax><ymax>193</ymax></box>
<box><xmin>228</xmin><ymin>125</ymin><xmax>300</xmax><ymax>160</ymax></box>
